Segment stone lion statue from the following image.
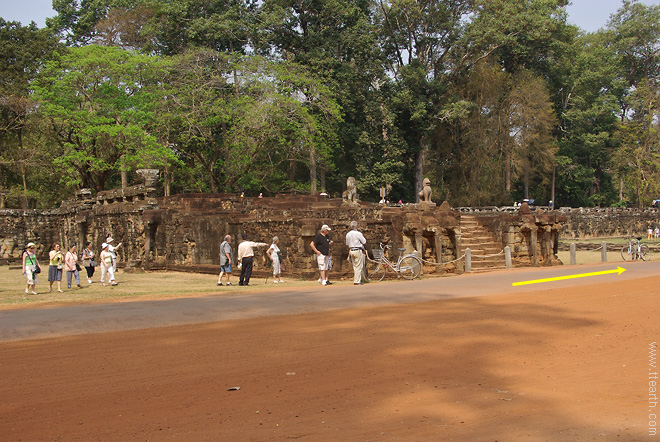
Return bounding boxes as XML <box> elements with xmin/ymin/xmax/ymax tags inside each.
<box><xmin>418</xmin><ymin>178</ymin><xmax>432</xmax><ymax>203</ymax></box>
<box><xmin>342</xmin><ymin>176</ymin><xmax>358</xmax><ymax>204</ymax></box>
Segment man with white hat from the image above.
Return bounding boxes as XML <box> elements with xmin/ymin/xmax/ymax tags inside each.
<box><xmin>310</xmin><ymin>224</ymin><xmax>333</xmax><ymax>285</ymax></box>
<box><xmin>106</xmin><ymin>236</ymin><xmax>122</xmax><ymax>272</ymax></box>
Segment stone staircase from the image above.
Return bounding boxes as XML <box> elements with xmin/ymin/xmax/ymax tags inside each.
<box><xmin>460</xmin><ymin>215</ymin><xmax>507</xmax><ymax>272</ymax></box>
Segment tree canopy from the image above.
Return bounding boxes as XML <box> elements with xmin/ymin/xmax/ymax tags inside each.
<box><xmin>1</xmin><ymin>0</ymin><xmax>659</xmax><ymax>208</ymax></box>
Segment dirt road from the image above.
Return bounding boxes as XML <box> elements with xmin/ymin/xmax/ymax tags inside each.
<box><xmin>1</xmin><ymin>262</ymin><xmax>658</xmax><ymax>441</ymax></box>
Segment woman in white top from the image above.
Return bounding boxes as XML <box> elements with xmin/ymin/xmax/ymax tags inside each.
<box><xmin>267</xmin><ymin>236</ymin><xmax>284</xmax><ymax>283</ymax></box>
<box><xmin>99</xmin><ymin>243</ymin><xmax>117</xmax><ymax>286</ymax></box>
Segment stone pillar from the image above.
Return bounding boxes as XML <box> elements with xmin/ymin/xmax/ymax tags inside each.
<box><xmin>570</xmin><ymin>243</ymin><xmax>576</xmax><ymax>265</ymax></box>
<box><xmin>530</xmin><ymin>226</ymin><xmax>539</xmax><ymax>266</ymax></box>
<box><xmin>415</xmin><ymin>232</ymin><xmax>423</xmax><ymax>258</ymax></box>
<box><xmin>465</xmin><ymin>248</ymin><xmax>472</xmax><ymax>272</ymax></box>
<box><xmin>434</xmin><ymin>230</ymin><xmax>443</xmax><ymax>266</ymax></box>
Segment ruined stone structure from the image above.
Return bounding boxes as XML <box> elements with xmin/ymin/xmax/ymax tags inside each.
<box><xmin>0</xmin><ymin>185</ymin><xmax>569</xmax><ymax>279</ymax></box>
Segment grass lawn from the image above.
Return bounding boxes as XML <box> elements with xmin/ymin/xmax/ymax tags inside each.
<box><xmin>0</xmin><ymin>266</ymin><xmax>326</xmax><ymax>310</ymax></box>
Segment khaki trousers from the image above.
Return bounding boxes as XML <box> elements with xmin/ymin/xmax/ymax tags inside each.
<box><xmin>349</xmin><ymin>249</ymin><xmax>365</xmax><ymax>284</ymax></box>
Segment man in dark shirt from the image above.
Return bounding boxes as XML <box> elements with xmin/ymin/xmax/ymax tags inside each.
<box><xmin>310</xmin><ymin>224</ymin><xmax>333</xmax><ymax>285</ymax></box>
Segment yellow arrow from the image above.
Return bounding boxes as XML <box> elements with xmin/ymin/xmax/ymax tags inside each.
<box><xmin>512</xmin><ymin>267</ymin><xmax>626</xmax><ymax>286</ymax></box>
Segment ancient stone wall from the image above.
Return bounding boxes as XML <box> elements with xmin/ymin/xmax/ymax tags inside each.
<box><xmin>558</xmin><ymin>207</ymin><xmax>660</xmax><ymax>239</ymax></box>
<box><xmin>1</xmin><ymin>187</ymin><xmax>570</xmax><ymax>277</ymax></box>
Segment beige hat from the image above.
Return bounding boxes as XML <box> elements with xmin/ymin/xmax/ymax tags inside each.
<box><xmin>321</xmin><ymin>224</ymin><xmax>331</xmax><ymax>231</ymax></box>
<box><xmin>106</xmin><ymin>237</ymin><xmax>114</xmax><ymax>243</ymax></box>
<box><xmin>102</xmin><ymin>242</ymin><xmax>108</xmax><ymax>249</ymax></box>
<box><xmin>27</xmin><ymin>242</ymin><xmax>36</xmax><ymax>248</ymax></box>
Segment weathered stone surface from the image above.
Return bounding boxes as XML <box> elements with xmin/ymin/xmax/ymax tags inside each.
<box><xmin>0</xmin><ymin>186</ymin><xmax>580</xmax><ymax>278</ymax></box>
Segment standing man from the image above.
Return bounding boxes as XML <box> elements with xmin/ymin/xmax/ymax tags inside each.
<box><xmin>106</xmin><ymin>237</ymin><xmax>122</xmax><ymax>272</ymax></box>
<box><xmin>217</xmin><ymin>234</ymin><xmax>233</xmax><ymax>286</ymax></box>
<box><xmin>237</xmin><ymin>233</ymin><xmax>267</xmax><ymax>286</ymax></box>
<box><xmin>311</xmin><ymin>224</ymin><xmax>333</xmax><ymax>285</ymax></box>
<box><xmin>345</xmin><ymin>221</ymin><xmax>367</xmax><ymax>285</ymax></box>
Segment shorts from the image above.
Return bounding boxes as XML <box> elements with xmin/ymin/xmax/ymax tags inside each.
<box><xmin>220</xmin><ymin>264</ymin><xmax>232</xmax><ymax>273</ymax></box>
<box><xmin>316</xmin><ymin>254</ymin><xmax>331</xmax><ymax>271</ymax></box>
<box><xmin>25</xmin><ymin>265</ymin><xmax>37</xmax><ymax>285</ymax></box>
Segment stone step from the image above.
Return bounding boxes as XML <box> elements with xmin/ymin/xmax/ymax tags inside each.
<box><xmin>459</xmin><ymin>215</ymin><xmax>508</xmax><ymax>273</ymax></box>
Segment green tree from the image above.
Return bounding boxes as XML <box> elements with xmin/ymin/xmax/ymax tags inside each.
<box><xmin>0</xmin><ymin>20</ymin><xmax>60</xmax><ymax>208</ymax></box>
<box><xmin>606</xmin><ymin>0</ymin><xmax>660</xmax><ymax>207</ymax></box>
<box><xmin>33</xmin><ymin>45</ymin><xmax>174</xmax><ymax>192</ymax></box>
<box><xmin>157</xmin><ymin>49</ymin><xmax>340</xmax><ymax>194</ymax></box>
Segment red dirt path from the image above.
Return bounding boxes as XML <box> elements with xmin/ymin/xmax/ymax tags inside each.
<box><xmin>1</xmin><ymin>276</ymin><xmax>658</xmax><ymax>441</ymax></box>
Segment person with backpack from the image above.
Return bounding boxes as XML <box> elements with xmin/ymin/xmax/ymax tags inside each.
<box><xmin>22</xmin><ymin>242</ymin><xmax>40</xmax><ymax>295</ymax></box>
<box><xmin>217</xmin><ymin>235</ymin><xmax>233</xmax><ymax>286</ymax></box>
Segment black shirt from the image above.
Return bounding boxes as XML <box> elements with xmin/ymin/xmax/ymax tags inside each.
<box><xmin>313</xmin><ymin>233</ymin><xmax>331</xmax><ymax>255</ymax></box>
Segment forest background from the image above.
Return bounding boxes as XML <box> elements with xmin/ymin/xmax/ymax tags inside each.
<box><xmin>0</xmin><ymin>0</ymin><xmax>659</xmax><ymax>209</ymax></box>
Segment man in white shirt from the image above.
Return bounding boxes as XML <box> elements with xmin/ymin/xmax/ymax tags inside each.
<box><xmin>345</xmin><ymin>221</ymin><xmax>367</xmax><ymax>285</ymax></box>
<box><xmin>237</xmin><ymin>233</ymin><xmax>267</xmax><ymax>286</ymax></box>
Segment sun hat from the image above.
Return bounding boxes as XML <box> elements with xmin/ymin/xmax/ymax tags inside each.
<box><xmin>27</xmin><ymin>242</ymin><xmax>36</xmax><ymax>248</ymax></box>
<box><xmin>106</xmin><ymin>237</ymin><xmax>114</xmax><ymax>243</ymax></box>
<box><xmin>102</xmin><ymin>242</ymin><xmax>108</xmax><ymax>249</ymax></box>
<box><xmin>321</xmin><ymin>224</ymin><xmax>331</xmax><ymax>231</ymax></box>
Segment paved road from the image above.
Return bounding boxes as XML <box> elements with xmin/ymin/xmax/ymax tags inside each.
<box><xmin>1</xmin><ymin>260</ymin><xmax>656</xmax><ymax>342</ymax></box>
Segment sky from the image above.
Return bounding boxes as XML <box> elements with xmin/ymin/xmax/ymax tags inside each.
<box><xmin>0</xmin><ymin>0</ymin><xmax>659</xmax><ymax>33</ymax></box>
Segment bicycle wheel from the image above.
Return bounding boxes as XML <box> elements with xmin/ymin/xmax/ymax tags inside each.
<box><xmin>621</xmin><ymin>245</ymin><xmax>631</xmax><ymax>261</ymax></box>
<box><xmin>640</xmin><ymin>244</ymin><xmax>651</xmax><ymax>261</ymax></box>
<box><xmin>366</xmin><ymin>259</ymin><xmax>389</xmax><ymax>282</ymax></box>
<box><xmin>398</xmin><ymin>256</ymin><xmax>422</xmax><ymax>280</ymax></box>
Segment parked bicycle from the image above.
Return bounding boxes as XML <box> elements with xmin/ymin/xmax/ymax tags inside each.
<box><xmin>366</xmin><ymin>243</ymin><xmax>422</xmax><ymax>281</ymax></box>
<box><xmin>621</xmin><ymin>236</ymin><xmax>651</xmax><ymax>261</ymax></box>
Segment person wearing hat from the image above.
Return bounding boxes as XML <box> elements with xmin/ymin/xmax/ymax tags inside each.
<box><xmin>22</xmin><ymin>242</ymin><xmax>40</xmax><ymax>295</ymax></box>
<box><xmin>99</xmin><ymin>242</ymin><xmax>118</xmax><ymax>286</ymax></box>
<box><xmin>310</xmin><ymin>224</ymin><xmax>333</xmax><ymax>285</ymax></box>
<box><xmin>237</xmin><ymin>233</ymin><xmax>267</xmax><ymax>286</ymax></box>
<box><xmin>106</xmin><ymin>237</ymin><xmax>122</xmax><ymax>272</ymax></box>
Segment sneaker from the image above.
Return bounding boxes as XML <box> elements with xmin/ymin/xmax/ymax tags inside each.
<box><xmin>30</xmin><ymin>291</ymin><xmax>38</xmax><ymax>295</ymax></box>
<box><xmin>217</xmin><ymin>282</ymin><xmax>223</xmax><ymax>286</ymax></box>
<box><xmin>321</xmin><ymin>280</ymin><xmax>327</xmax><ymax>286</ymax></box>
<box><xmin>325</xmin><ymin>281</ymin><xmax>333</xmax><ymax>285</ymax></box>
<box><xmin>278</xmin><ymin>280</ymin><xmax>284</xmax><ymax>283</ymax></box>
<box><xmin>273</xmin><ymin>280</ymin><xmax>278</xmax><ymax>283</ymax></box>
<box><xmin>226</xmin><ymin>282</ymin><xmax>232</xmax><ymax>286</ymax></box>
<box><xmin>25</xmin><ymin>288</ymin><xmax>29</xmax><ymax>294</ymax></box>
<box><xmin>111</xmin><ymin>282</ymin><xmax>118</xmax><ymax>286</ymax></box>
<box><xmin>88</xmin><ymin>279</ymin><xmax>92</xmax><ymax>284</ymax></box>
<box><xmin>318</xmin><ymin>278</ymin><xmax>323</xmax><ymax>283</ymax></box>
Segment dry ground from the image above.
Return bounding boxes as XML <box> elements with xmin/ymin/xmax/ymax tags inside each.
<box><xmin>1</xmin><ymin>266</ymin><xmax>659</xmax><ymax>441</ymax></box>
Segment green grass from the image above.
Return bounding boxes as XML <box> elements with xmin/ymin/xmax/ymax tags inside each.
<box><xmin>0</xmin><ymin>266</ymin><xmax>331</xmax><ymax>310</ymax></box>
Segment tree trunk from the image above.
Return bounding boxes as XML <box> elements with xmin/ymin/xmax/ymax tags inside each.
<box><xmin>550</xmin><ymin>165</ymin><xmax>556</xmax><ymax>207</ymax></box>
<box><xmin>415</xmin><ymin>149</ymin><xmax>424</xmax><ymax>202</ymax></box>
<box><xmin>309</xmin><ymin>142</ymin><xmax>317</xmax><ymax>194</ymax></box>
<box><xmin>320</xmin><ymin>166</ymin><xmax>326</xmax><ymax>193</ymax></box>
<box><xmin>121</xmin><ymin>155</ymin><xmax>128</xmax><ymax>190</ymax></box>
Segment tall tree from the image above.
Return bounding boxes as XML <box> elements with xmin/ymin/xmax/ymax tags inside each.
<box><xmin>0</xmin><ymin>20</ymin><xmax>60</xmax><ymax>208</ymax></box>
<box><xmin>606</xmin><ymin>0</ymin><xmax>660</xmax><ymax>206</ymax></box>
<box><xmin>33</xmin><ymin>45</ymin><xmax>174</xmax><ymax>192</ymax></box>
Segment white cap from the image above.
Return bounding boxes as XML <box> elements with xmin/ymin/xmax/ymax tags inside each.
<box><xmin>27</xmin><ymin>242</ymin><xmax>36</xmax><ymax>248</ymax></box>
<box><xmin>106</xmin><ymin>237</ymin><xmax>114</xmax><ymax>243</ymax></box>
<box><xmin>102</xmin><ymin>242</ymin><xmax>108</xmax><ymax>249</ymax></box>
<box><xmin>321</xmin><ymin>224</ymin><xmax>331</xmax><ymax>231</ymax></box>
